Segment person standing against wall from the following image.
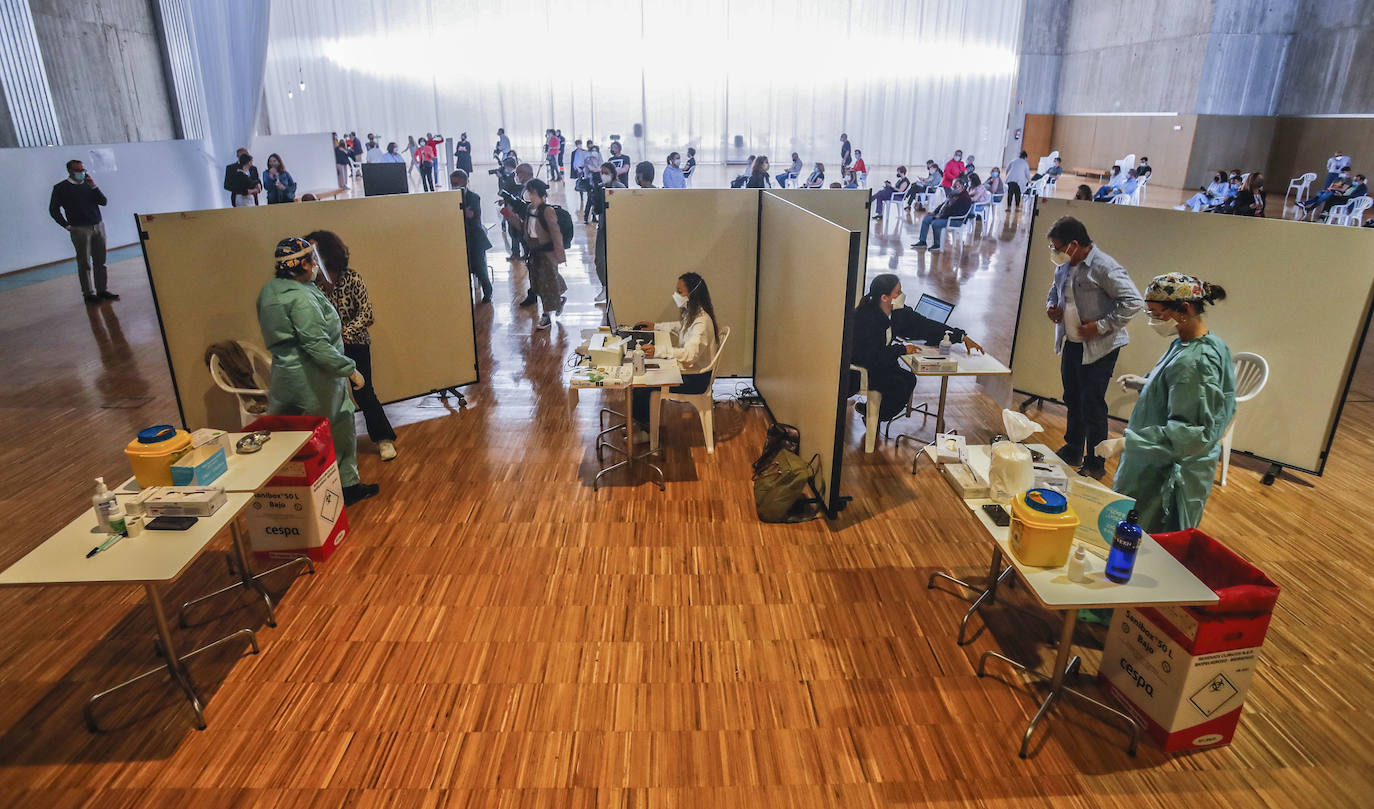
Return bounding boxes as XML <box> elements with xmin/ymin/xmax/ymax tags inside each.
<box><xmin>264</xmin><ymin>153</ymin><xmax>297</xmax><ymax>204</ymax></box>
<box><xmin>451</xmin><ymin>169</ymin><xmax>494</xmax><ymax>304</ymax></box>
<box><xmin>1004</xmin><ymin>150</ymin><xmax>1030</xmax><ymax>211</ymax></box>
<box><xmin>456</xmin><ymin>132</ymin><xmax>473</xmax><ymax>174</ymax></box>
<box><xmin>49</xmin><ymin>159</ymin><xmax>117</xmax><ymax>305</ymax></box>
<box><xmin>1044</xmin><ymin>216</ymin><xmax>1144</xmax><ymax>479</ymax></box>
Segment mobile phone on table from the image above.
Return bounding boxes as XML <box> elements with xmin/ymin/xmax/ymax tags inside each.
<box><xmin>981</xmin><ymin>504</ymin><xmax>1011</xmax><ymax>527</ymax></box>
<box><xmin>146</xmin><ymin>515</ymin><xmax>199</xmax><ymax>531</ymax></box>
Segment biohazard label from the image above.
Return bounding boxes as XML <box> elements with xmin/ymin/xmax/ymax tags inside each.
<box><xmin>1189</xmin><ymin>673</ymin><xmax>1239</xmax><ymax>717</ymax></box>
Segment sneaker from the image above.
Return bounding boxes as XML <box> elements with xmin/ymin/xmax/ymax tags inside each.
<box><xmin>594</xmin><ymin>288</ymin><xmax>607</xmax><ymax>302</ymax></box>
<box><xmin>557</xmin><ymin>296</ymin><xmax>567</xmax><ymax>315</ymax></box>
<box><xmin>929</xmin><ymin>245</ymin><xmax>941</xmax><ymax>252</ymax></box>
<box><xmin>378</xmin><ymin>440</ymin><xmax>397</xmax><ymax>461</ymax></box>
<box><xmin>83</xmin><ymin>294</ymin><xmax>101</xmax><ymax>305</ymax></box>
<box><xmin>343</xmin><ymin>483</ymin><xmax>380</xmax><ymax>506</ymax></box>
<box><xmin>518</xmin><ymin>292</ymin><xmax>538</xmax><ymax>307</ymax></box>
<box><xmin>1055</xmin><ymin>444</ymin><xmax>1084</xmax><ymax>467</ymax></box>
<box><xmin>1173</xmin><ymin>204</ymin><xmax>1187</xmax><ymax>210</ymax></box>
<box><xmin>910</xmin><ymin>241</ymin><xmax>928</xmax><ymax>249</ymax></box>
<box><xmin>536</xmin><ymin>313</ymin><xmax>551</xmax><ymax>330</ymax></box>
<box><xmin>98</xmin><ymin>290</ymin><xmax>120</xmax><ymax>301</ymax></box>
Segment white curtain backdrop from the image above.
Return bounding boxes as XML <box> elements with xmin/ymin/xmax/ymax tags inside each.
<box><xmin>187</xmin><ymin>0</ymin><xmax>271</xmax><ymax>168</ymax></box>
<box><xmin>262</xmin><ymin>0</ymin><xmax>1023</xmax><ymax>169</ymax></box>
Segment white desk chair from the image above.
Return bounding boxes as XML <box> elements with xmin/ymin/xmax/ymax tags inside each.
<box><xmin>914</xmin><ymin>185</ymin><xmax>944</xmax><ymax>211</ymax></box>
<box><xmin>1035</xmin><ymin>151</ymin><xmax>1059</xmax><ymax>175</ymax></box>
<box><xmin>1285</xmin><ymin>172</ymin><xmax>1317</xmax><ymax>207</ymax></box>
<box><xmin>1218</xmin><ymin>352</ymin><xmax>1269</xmax><ymax>486</ymax></box>
<box><xmin>208</xmin><ymin>342</ymin><xmax>272</xmax><ymax>427</ymax></box>
<box><xmin>883</xmin><ymin>191</ymin><xmax>907</xmax><ymax>229</ymax></box>
<box><xmin>650</xmin><ymin>326</ymin><xmax>731</xmax><ymax>454</ymax></box>
<box><xmin>1326</xmin><ymin>196</ymin><xmax>1372</xmax><ymax>227</ymax></box>
<box><xmin>849</xmin><ymin>364</ymin><xmax>883</xmax><ymax>453</ymax></box>
<box><xmin>946</xmin><ymin>211</ymin><xmax>979</xmax><ymax>244</ymax></box>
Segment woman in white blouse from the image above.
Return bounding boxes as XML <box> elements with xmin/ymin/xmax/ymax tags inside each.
<box><xmin>631</xmin><ymin>272</ymin><xmax>720</xmax><ymax>436</ymax></box>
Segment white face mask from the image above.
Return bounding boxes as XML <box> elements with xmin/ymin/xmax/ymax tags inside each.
<box><xmin>891</xmin><ymin>292</ymin><xmax>906</xmax><ymax>309</ymax></box>
<box><xmin>1049</xmin><ymin>245</ymin><xmax>1073</xmax><ymax>266</ymax></box>
<box><xmin>672</xmin><ymin>291</ymin><xmax>689</xmax><ymax>309</ymax></box>
<box><xmin>1147</xmin><ymin>316</ymin><xmax>1176</xmax><ymax>336</ymax></box>
<box><xmin>601</xmin><ymin>174</ymin><xmax>613</xmax><ymax>184</ymax></box>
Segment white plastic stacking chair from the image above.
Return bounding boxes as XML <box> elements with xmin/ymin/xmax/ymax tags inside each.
<box><xmin>883</xmin><ymin>191</ymin><xmax>907</xmax><ymax>229</ymax></box>
<box><xmin>1285</xmin><ymin>172</ymin><xmax>1317</xmax><ymax>207</ymax></box>
<box><xmin>208</xmin><ymin>341</ymin><xmax>272</xmax><ymax>427</ymax></box>
<box><xmin>650</xmin><ymin>326</ymin><xmax>731</xmax><ymax>454</ymax></box>
<box><xmin>1218</xmin><ymin>352</ymin><xmax>1269</xmax><ymax>486</ymax></box>
<box><xmin>849</xmin><ymin>363</ymin><xmax>883</xmax><ymax>453</ymax></box>
<box><xmin>915</xmin><ymin>185</ymin><xmax>944</xmax><ymax>211</ymax></box>
<box><xmin>1326</xmin><ymin>196</ymin><xmax>1372</xmax><ymax>227</ymax></box>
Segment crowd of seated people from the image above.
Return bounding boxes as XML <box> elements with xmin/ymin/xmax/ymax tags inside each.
<box><xmin>1299</xmin><ymin>165</ymin><xmax>1367</xmax><ymax>220</ymax></box>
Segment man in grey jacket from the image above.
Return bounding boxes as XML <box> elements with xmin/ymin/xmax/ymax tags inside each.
<box><xmin>1044</xmin><ymin>216</ymin><xmax>1144</xmax><ymax>478</ymax></box>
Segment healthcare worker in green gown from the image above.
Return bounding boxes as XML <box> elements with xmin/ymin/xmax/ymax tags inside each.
<box><xmin>257</xmin><ymin>236</ymin><xmax>380</xmax><ymax>506</ymax></box>
<box><xmin>1095</xmin><ymin>272</ymin><xmax>1235</xmax><ymax>533</ymax></box>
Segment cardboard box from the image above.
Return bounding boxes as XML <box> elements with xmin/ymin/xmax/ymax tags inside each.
<box><xmin>1068</xmin><ymin>478</ymin><xmax>1136</xmax><ymax>553</ymax></box>
<box><xmin>245</xmin><ymin>461</ymin><xmax>348</xmax><ymax>562</ymax></box>
<box><xmin>1032</xmin><ymin>461</ymin><xmax>1068</xmax><ymax>494</ymax></box>
<box><xmin>934</xmin><ymin>433</ymin><xmax>967</xmax><ymax>464</ymax></box>
<box><xmin>916</xmin><ymin>357</ymin><xmax>958</xmax><ymax>373</ymax></box>
<box><xmin>142</xmin><ymin>486</ymin><xmax>227</xmax><ymax>517</ymax></box>
<box><xmin>1100</xmin><ymin>607</ymin><xmax>1260</xmax><ymax>752</ymax></box>
<box><xmin>941</xmin><ymin>462</ymin><xmax>990</xmax><ymax>499</ymax></box>
<box><xmin>170</xmin><ymin>444</ymin><xmax>228</xmax><ymax>486</ymax></box>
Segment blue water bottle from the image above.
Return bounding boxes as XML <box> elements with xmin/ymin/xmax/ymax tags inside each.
<box><xmin>1105</xmin><ymin>509</ymin><xmax>1142</xmax><ymax>584</ymax></box>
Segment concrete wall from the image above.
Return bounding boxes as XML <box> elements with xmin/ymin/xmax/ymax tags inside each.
<box><xmin>1186</xmin><ymin>115</ymin><xmax>1278</xmax><ymax>188</ymax></box>
<box><xmin>1196</xmin><ymin>0</ymin><xmax>1299</xmax><ymax>115</ymax></box>
<box><xmin>1005</xmin><ymin>0</ymin><xmax>1068</xmax><ymax>165</ymax></box>
<box><xmin>1055</xmin><ymin>0</ymin><xmax>1214</xmax><ymax>114</ymax></box>
<box><xmin>28</xmin><ymin>0</ymin><xmax>176</xmax><ymax>144</ymax></box>
<box><xmin>1277</xmin><ymin>0</ymin><xmax>1374</xmax><ymax>114</ymax></box>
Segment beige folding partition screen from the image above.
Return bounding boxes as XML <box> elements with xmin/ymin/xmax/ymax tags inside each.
<box><xmin>138</xmin><ymin>193</ymin><xmax>476</xmax><ymax>430</ymax></box>
<box><xmin>756</xmin><ymin>193</ymin><xmax>862</xmax><ymax>515</ymax></box>
<box><xmin>770</xmin><ymin>188</ymin><xmax>871</xmax><ymax>297</ymax></box>
<box><xmin>1013</xmin><ymin>198</ymin><xmax>1374</xmax><ymax>475</ymax></box>
<box><xmin>604</xmin><ymin>188</ymin><xmax>758</xmax><ymax>375</ymax></box>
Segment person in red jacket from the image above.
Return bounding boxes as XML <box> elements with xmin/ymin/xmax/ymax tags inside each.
<box><xmin>852</xmin><ymin>150</ymin><xmax>867</xmax><ymax>179</ymax></box>
<box><xmin>942</xmin><ymin>150</ymin><xmax>965</xmax><ymax>188</ymax></box>
<box><xmin>545</xmin><ymin>130</ymin><xmax>562</xmax><ymax>181</ymax></box>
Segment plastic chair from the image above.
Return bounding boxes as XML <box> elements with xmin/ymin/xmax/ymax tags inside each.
<box><xmin>1218</xmin><ymin>352</ymin><xmax>1269</xmax><ymax>486</ymax></box>
<box><xmin>849</xmin><ymin>364</ymin><xmax>883</xmax><ymax>453</ymax></box>
<box><xmin>1285</xmin><ymin>172</ymin><xmax>1317</xmax><ymax>207</ymax></box>
<box><xmin>1035</xmin><ymin>150</ymin><xmax>1059</xmax><ymax>175</ymax></box>
<box><xmin>883</xmin><ymin>191</ymin><xmax>907</xmax><ymax>228</ymax></box>
<box><xmin>208</xmin><ymin>342</ymin><xmax>273</xmax><ymax>427</ymax></box>
<box><xmin>1326</xmin><ymin>196</ymin><xmax>1372</xmax><ymax>226</ymax></box>
<box><xmin>914</xmin><ymin>185</ymin><xmax>944</xmax><ymax>211</ymax></box>
<box><xmin>650</xmin><ymin>326</ymin><xmax>731</xmax><ymax>454</ymax></box>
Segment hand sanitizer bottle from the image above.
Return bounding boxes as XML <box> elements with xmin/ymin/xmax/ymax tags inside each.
<box><xmin>92</xmin><ymin>477</ymin><xmax>117</xmax><ymax>532</ymax></box>
<box><xmin>939</xmin><ymin>330</ymin><xmax>953</xmax><ymax>357</ymax></box>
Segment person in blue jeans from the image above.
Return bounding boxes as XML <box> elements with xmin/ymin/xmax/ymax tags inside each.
<box><xmin>910</xmin><ymin>179</ymin><xmax>972</xmax><ymax>252</ymax></box>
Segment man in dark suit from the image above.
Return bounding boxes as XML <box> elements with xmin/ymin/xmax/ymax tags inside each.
<box><xmin>451</xmin><ymin>170</ymin><xmax>493</xmax><ymax>304</ymax></box>
<box><xmin>223</xmin><ymin>146</ymin><xmax>260</xmax><ymax>206</ymax></box>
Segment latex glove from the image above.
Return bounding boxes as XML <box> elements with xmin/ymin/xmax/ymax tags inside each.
<box><xmin>1095</xmin><ymin>438</ymin><xmax>1125</xmax><ymax>459</ymax></box>
<box><xmin>349</xmin><ymin>370</ymin><xmax>366</xmax><ymax>390</ymax></box>
<box><xmin>1118</xmin><ymin>374</ymin><xmax>1146</xmax><ymax>392</ymax></box>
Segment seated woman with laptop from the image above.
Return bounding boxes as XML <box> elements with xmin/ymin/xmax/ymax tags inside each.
<box><xmin>850</xmin><ymin>274</ymin><xmax>984</xmax><ymax>424</ymax></box>
<box><xmin>629</xmin><ymin>272</ymin><xmax>721</xmax><ymax>441</ymax></box>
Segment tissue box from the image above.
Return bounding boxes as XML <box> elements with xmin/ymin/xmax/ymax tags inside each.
<box><xmin>941</xmin><ymin>462</ymin><xmax>990</xmax><ymax>499</ymax></box>
<box><xmin>1032</xmin><ymin>462</ymin><xmax>1069</xmax><ymax>494</ymax></box>
<box><xmin>170</xmin><ymin>444</ymin><xmax>228</xmax><ymax>486</ymax></box>
<box><xmin>141</xmin><ymin>486</ymin><xmax>227</xmax><ymax>517</ymax></box>
<box><xmin>934</xmin><ymin>433</ymin><xmax>967</xmax><ymax>464</ymax></box>
<box><xmin>1068</xmin><ymin>478</ymin><xmax>1137</xmax><ymax>553</ymax></box>
<box><xmin>916</xmin><ymin>357</ymin><xmax>959</xmax><ymax>373</ymax></box>
<box><xmin>588</xmin><ymin>333</ymin><xmax>625</xmax><ymax>367</ymax></box>
<box><xmin>190</xmin><ymin>428</ymin><xmax>232</xmax><ymax>454</ymax></box>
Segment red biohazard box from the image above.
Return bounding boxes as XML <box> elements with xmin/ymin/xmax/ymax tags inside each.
<box><xmin>241</xmin><ymin>415</ymin><xmax>348</xmax><ymax>562</ymax></box>
<box><xmin>1100</xmin><ymin>530</ymin><xmax>1279</xmax><ymax>753</ymax></box>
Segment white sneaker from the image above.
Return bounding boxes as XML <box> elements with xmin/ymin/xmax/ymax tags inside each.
<box><xmin>1173</xmin><ymin>204</ymin><xmax>1186</xmax><ymax>210</ymax></box>
<box><xmin>378</xmin><ymin>440</ymin><xmax>397</xmax><ymax>461</ymax></box>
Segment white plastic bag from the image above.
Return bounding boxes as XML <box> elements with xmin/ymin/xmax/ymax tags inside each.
<box><xmin>1002</xmin><ymin>409</ymin><xmax>1043</xmax><ymax>443</ymax></box>
<box><xmin>990</xmin><ymin>410</ymin><xmax>1043</xmax><ymax>502</ymax></box>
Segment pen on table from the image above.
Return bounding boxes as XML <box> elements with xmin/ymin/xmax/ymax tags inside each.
<box><xmin>86</xmin><ymin>533</ymin><xmax>124</xmax><ymax>558</ymax></box>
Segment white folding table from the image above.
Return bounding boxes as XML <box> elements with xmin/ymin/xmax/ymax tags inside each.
<box><xmin>924</xmin><ymin>443</ymin><xmax>1219</xmax><ymax>757</ymax></box>
<box><xmin>0</xmin><ymin>491</ymin><xmax>256</xmax><ymax>731</ymax></box>
<box><xmin>892</xmin><ymin>352</ymin><xmax>1011</xmax><ymax>470</ymax></box>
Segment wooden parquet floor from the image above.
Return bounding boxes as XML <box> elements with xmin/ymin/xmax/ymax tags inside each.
<box><xmin>0</xmin><ymin>166</ymin><xmax>1370</xmax><ymax>807</ymax></box>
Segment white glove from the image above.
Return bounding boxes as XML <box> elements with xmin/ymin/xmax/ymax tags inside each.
<box><xmin>349</xmin><ymin>370</ymin><xmax>366</xmax><ymax>390</ymax></box>
<box><xmin>1117</xmin><ymin>374</ymin><xmax>1146</xmax><ymax>392</ymax></box>
<box><xmin>1095</xmin><ymin>438</ymin><xmax>1125</xmax><ymax>459</ymax></box>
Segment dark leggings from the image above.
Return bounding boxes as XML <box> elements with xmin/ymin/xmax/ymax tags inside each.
<box><xmin>1006</xmin><ymin>182</ymin><xmax>1022</xmax><ymax>209</ymax></box>
<box><xmin>632</xmin><ymin>371</ymin><xmax>713</xmax><ymax>425</ymax></box>
<box><xmin>343</xmin><ymin>343</ymin><xmax>397</xmax><ymax>442</ymax></box>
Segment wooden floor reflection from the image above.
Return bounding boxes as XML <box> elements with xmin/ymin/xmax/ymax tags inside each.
<box><xmin>0</xmin><ymin>165</ymin><xmax>1370</xmax><ymax>807</ymax></box>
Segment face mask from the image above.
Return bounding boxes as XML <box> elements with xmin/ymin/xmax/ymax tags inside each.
<box><xmin>991</xmin><ymin>172</ymin><xmax>999</xmax><ymax>178</ymax></box>
<box><xmin>70</xmin><ymin>171</ymin><xmax>85</xmax><ymax>182</ymax></box>
<box><xmin>672</xmin><ymin>291</ymin><xmax>689</xmax><ymax>309</ymax></box>
<box><xmin>1049</xmin><ymin>245</ymin><xmax>1073</xmax><ymax>266</ymax></box>
<box><xmin>523</xmin><ymin>194</ymin><xmax>533</xmax><ymax>205</ymax></box>
<box><xmin>269</xmin><ymin>161</ymin><xmax>278</xmax><ymax>169</ymax></box>
<box><xmin>891</xmin><ymin>292</ymin><xmax>906</xmax><ymax>309</ymax></box>
<box><xmin>1148</xmin><ymin>316</ymin><xmax>1176</xmax><ymax>336</ymax></box>
<box><xmin>601</xmin><ymin>174</ymin><xmax>613</xmax><ymax>184</ymax></box>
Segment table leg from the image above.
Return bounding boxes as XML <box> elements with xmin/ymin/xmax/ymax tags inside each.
<box><xmin>593</xmin><ymin>386</ymin><xmax>665</xmax><ymax>491</ymax></box>
<box><xmin>977</xmin><ymin>608</ymin><xmax>1143</xmax><ymax>758</ymax></box>
<box><xmin>935</xmin><ymin>375</ymin><xmax>950</xmax><ymax>435</ymax></box>
<box><xmin>180</xmin><ymin>516</ymin><xmax>314</xmax><ymax>628</ymax></box>
<box><xmin>84</xmin><ymin>582</ymin><xmax>258</xmax><ymax>732</ymax></box>
<box><xmin>929</xmin><ymin>545</ymin><xmax>1054</xmax><ymax>644</ymax></box>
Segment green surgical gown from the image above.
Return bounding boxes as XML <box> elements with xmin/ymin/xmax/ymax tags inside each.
<box><xmin>256</xmin><ymin>277</ymin><xmax>360</xmax><ymax>487</ymax></box>
<box><xmin>1112</xmin><ymin>333</ymin><xmax>1235</xmax><ymax>534</ymax></box>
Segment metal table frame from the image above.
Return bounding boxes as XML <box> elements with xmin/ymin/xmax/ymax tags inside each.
<box><xmin>180</xmin><ymin>517</ymin><xmax>314</xmax><ymax>628</ymax></box>
<box><xmin>594</xmin><ymin>383</ymin><xmax>667</xmax><ymax>491</ymax></box>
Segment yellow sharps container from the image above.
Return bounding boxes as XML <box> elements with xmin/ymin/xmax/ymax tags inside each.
<box><xmin>1008</xmin><ymin>488</ymin><xmax>1080</xmax><ymax>568</ymax></box>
